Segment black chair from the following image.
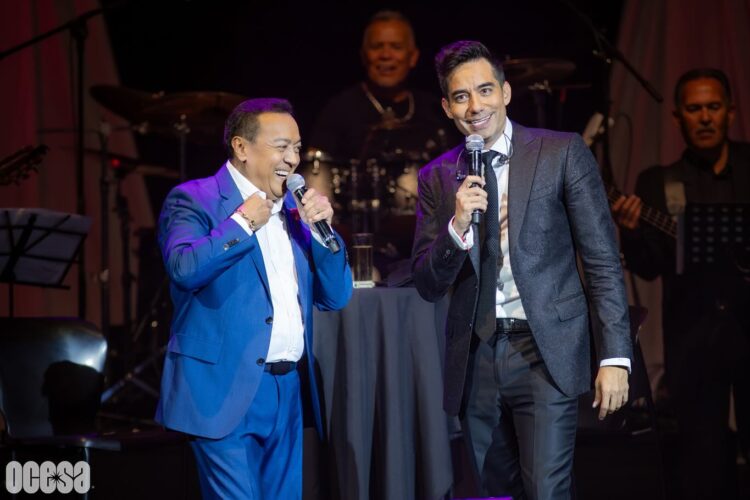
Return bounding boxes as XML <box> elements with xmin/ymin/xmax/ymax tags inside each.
<box><xmin>0</xmin><ymin>318</ymin><xmax>106</xmax><ymax>438</ymax></box>
<box><xmin>0</xmin><ymin>317</ymin><xmax>198</xmax><ymax>499</ymax></box>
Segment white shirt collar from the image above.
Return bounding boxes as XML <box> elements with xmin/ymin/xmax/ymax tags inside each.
<box><xmin>226</xmin><ymin>160</ymin><xmax>284</xmax><ymax>215</ymax></box>
<box><xmin>487</xmin><ymin>118</ymin><xmax>513</xmax><ymax>158</ymax></box>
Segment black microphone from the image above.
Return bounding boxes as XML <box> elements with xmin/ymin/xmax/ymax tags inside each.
<box><xmin>465</xmin><ymin>134</ymin><xmax>485</xmax><ymax>225</ymax></box>
<box><xmin>286</xmin><ymin>173</ymin><xmax>341</xmax><ymax>253</ymax></box>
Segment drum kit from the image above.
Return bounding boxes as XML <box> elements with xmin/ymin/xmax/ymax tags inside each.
<box><xmin>297</xmin><ymin>148</ymin><xmax>422</xmax><ymax>219</ymax></box>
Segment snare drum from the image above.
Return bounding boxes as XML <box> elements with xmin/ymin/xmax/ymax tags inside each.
<box><xmin>378</xmin><ymin>151</ymin><xmax>424</xmax><ymax>215</ymax></box>
<box><xmin>390</xmin><ymin>163</ymin><xmax>419</xmax><ymax>215</ymax></box>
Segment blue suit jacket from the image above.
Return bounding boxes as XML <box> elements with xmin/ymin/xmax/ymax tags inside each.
<box><xmin>156</xmin><ymin>164</ymin><xmax>352</xmax><ymax>439</ymax></box>
<box><xmin>412</xmin><ymin>123</ymin><xmax>632</xmax><ymax>416</ymax></box>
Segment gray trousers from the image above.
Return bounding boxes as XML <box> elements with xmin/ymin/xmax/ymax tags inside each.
<box><xmin>462</xmin><ymin>330</ymin><xmax>578</xmax><ymax>500</ymax></box>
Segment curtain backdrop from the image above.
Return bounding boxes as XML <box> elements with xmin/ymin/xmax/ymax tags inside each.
<box><xmin>0</xmin><ymin>0</ymin><xmax>152</xmax><ymax>327</ymax></box>
<box><xmin>609</xmin><ymin>0</ymin><xmax>750</xmax><ymax>392</ymax></box>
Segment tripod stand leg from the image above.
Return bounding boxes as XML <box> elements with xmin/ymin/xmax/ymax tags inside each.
<box><xmin>100</xmin><ymin>345</ymin><xmax>166</xmax><ymax>403</ymax></box>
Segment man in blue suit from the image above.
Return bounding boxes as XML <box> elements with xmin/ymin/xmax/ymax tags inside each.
<box><xmin>412</xmin><ymin>41</ymin><xmax>632</xmax><ymax>499</ymax></box>
<box><xmin>157</xmin><ymin>98</ymin><xmax>352</xmax><ymax>499</ymax></box>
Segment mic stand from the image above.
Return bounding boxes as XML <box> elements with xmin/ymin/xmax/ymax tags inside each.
<box><xmin>559</xmin><ymin>0</ymin><xmax>662</xmax><ymax>186</ymax></box>
<box><xmin>110</xmin><ymin>162</ymin><xmax>135</xmax><ymax>378</ymax></box>
<box><xmin>0</xmin><ymin>7</ymin><xmax>108</xmax><ymax>319</ymax></box>
<box><xmin>101</xmin><ymin>277</ymin><xmax>170</xmax><ymax>406</ymax></box>
<box><xmin>97</xmin><ymin>122</ymin><xmax>112</xmax><ymax>341</ymax></box>
<box><xmin>115</xmin><ymin>174</ymin><xmax>133</xmax><ymax>344</ymax></box>
<box><xmin>174</xmin><ymin>117</ymin><xmax>190</xmax><ymax>182</ymax></box>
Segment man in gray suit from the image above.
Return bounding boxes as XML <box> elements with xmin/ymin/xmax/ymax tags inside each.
<box><xmin>412</xmin><ymin>41</ymin><xmax>632</xmax><ymax>499</ymax></box>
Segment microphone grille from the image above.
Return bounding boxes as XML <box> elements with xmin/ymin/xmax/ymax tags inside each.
<box><xmin>465</xmin><ymin>134</ymin><xmax>484</xmax><ymax>152</ymax></box>
<box><xmin>286</xmin><ymin>173</ymin><xmax>306</xmax><ymax>192</ymax></box>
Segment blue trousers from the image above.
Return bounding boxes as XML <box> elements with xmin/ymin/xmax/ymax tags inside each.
<box><xmin>190</xmin><ymin>369</ymin><xmax>302</xmax><ymax>500</ymax></box>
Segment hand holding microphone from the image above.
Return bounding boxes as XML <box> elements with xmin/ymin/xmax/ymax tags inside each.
<box><xmin>286</xmin><ymin>173</ymin><xmax>341</xmax><ymax>253</ymax></box>
<box><xmin>466</xmin><ymin>134</ymin><xmax>485</xmax><ymax>225</ymax></box>
<box><xmin>452</xmin><ymin>135</ymin><xmax>488</xmax><ymax>236</ymax></box>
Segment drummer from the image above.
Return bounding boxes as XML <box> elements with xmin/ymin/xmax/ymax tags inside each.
<box><xmin>309</xmin><ymin>10</ymin><xmax>457</xmax><ymax>162</ymax></box>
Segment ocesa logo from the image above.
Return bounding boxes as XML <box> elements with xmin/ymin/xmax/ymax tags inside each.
<box><xmin>5</xmin><ymin>460</ymin><xmax>91</xmax><ymax>494</ymax></box>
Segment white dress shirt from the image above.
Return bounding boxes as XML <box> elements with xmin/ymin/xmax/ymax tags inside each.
<box><xmin>448</xmin><ymin>120</ymin><xmax>630</xmax><ymax>370</ymax></box>
<box><xmin>227</xmin><ymin>161</ymin><xmax>304</xmax><ymax>363</ymax></box>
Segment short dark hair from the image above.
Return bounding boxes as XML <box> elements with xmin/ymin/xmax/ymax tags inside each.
<box><xmin>223</xmin><ymin>98</ymin><xmax>294</xmax><ymax>156</ymax></box>
<box><xmin>362</xmin><ymin>10</ymin><xmax>415</xmax><ymax>49</ymax></box>
<box><xmin>673</xmin><ymin>68</ymin><xmax>732</xmax><ymax>108</ymax></box>
<box><xmin>434</xmin><ymin>40</ymin><xmax>505</xmax><ymax>98</ymax></box>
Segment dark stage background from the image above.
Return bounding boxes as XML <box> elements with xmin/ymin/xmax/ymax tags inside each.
<box><xmin>100</xmin><ymin>0</ymin><xmax>624</xmax><ymax>181</ymax></box>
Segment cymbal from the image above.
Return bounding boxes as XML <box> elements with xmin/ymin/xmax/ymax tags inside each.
<box><xmin>90</xmin><ymin>84</ymin><xmax>165</xmax><ymax>123</ymax></box>
<box><xmin>90</xmin><ymin>85</ymin><xmax>246</xmax><ymax>144</ymax></box>
<box><xmin>126</xmin><ymin>164</ymin><xmax>179</xmax><ymax>179</ymax></box>
<box><xmin>304</xmin><ymin>148</ymin><xmax>336</xmax><ymax>163</ymax></box>
<box><xmin>370</xmin><ymin>118</ymin><xmax>414</xmax><ymax>132</ymax></box>
<box><xmin>139</xmin><ymin>91</ymin><xmax>246</xmax><ymax>144</ymax></box>
<box><xmin>302</xmin><ymin>148</ymin><xmax>354</xmax><ymax>165</ymax></box>
<box><xmin>502</xmin><ymin>58</ymin><xmax>576</xmax><ymax>85</ymax></box>
<box><xmin>78</xmin><ymin>147</ymin><xmax>179</xmax><ymax>179</ymax></box>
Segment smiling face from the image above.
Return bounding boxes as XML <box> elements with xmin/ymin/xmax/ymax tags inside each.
<box><xmin>231</xmin><ymin>112</ymin><xmax>301</xmax><ymax>200</ymax></box>
<box><xmin>441</xmin><ymin>58</ymin><xmax>511</xmax><ymax>147</ymax></box>
<box><xmin>361</xmin><ymin>19</ymin><xmax>419</xmax><ymax>90</ymax></box>
<box><xmin>673</xmin><ymin>77</ymin><xmax>735</xmax><ymax>152</ymax></box>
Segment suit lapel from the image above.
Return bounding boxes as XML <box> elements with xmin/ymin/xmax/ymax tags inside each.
<box><xmin>216</xmin><ymin>164</ymin><xmax>243</xmax><ymax>218</ymax></box>
<box><xmin>508</xmin><ymin>123</ymin><xmax>541</xmax><ymax>251</ymax></box>
<box><xmin>216</xmin><ymin>163</ymin><xmax>271</xmax><ymax>296</ymax></box>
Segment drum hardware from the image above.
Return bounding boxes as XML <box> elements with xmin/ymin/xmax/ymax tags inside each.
<box><xmin>500</xmin><ymin>57</ymin><xmax>578</xmax><ymax>128</ymax></box>
<box><xmin>89</xmin><ymin>85</ymin><xmax>246</xmax><ymax>341</ymax></box>
<box><xmin>37</xmin><ymin>120</ymin><xmax>126</xmax><ymax>341</ymax></box>
<box><xmin>302</xmin><ymin>142</ymin><xmax>427</xmax><ymax>258</ymax></box>
<box><xmin>501</xmin><ymin>58</ymin><xmax>576</xmax><ymax>86</ymax></box>
<box><xmin>66</xmin><ymin>147</ymin><xmax>180</xmax><ymax>179</ymax></box>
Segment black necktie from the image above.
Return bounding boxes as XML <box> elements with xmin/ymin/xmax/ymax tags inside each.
<box><xmin>475</xmin><ymin>151</ymin><xmax>500</xmax><ymax>342</ymax></box>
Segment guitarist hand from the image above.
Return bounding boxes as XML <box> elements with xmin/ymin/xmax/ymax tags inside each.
<box><xmin>611</xmin><ymin>195</ymin><xmax>643</xmax><ymax>230</ymax></box>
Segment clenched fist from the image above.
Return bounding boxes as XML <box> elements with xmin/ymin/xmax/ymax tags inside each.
<box><xmin>237</xmin><ymin>193</ymin><xmax>273</xmax><ymax>231</ymax></box>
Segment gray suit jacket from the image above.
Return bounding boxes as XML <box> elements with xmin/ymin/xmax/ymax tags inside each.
<box><xmin>412</xmin><ymin>122</ymin><xmax>632</xmax><ymax>416</ymax></box>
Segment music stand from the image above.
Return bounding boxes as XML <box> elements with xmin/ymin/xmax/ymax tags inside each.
<box><xmin>0</xmin><ymin>208</ymin><xmax>91</xmax><ymax>317</ymax></box>
<box><xmin>677</xmin><ymin>203</ymin><xmax>750</xmax><ymax>275</ymax></box>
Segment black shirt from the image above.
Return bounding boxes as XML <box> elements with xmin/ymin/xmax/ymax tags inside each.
<box><xmin>309</xmin><ymin>83</ymin><xmax>458</xmax><ymax>162</ymax></box>
<box><xmin>621</xmin><ymin>141</ymin><xmax>750</xmax><ymax>346</ymax></box>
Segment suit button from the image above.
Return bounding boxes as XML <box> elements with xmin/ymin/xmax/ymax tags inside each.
<box><xmin>265</xmin><ymin>317</ymin><xmax>273</xmax><ymax>325</ymax></box>
<box><xmin>256</xmin><ymin>358</ymin><xmax>265</xmax><ymax>366</ymax></box>
<box><xmin>223</xmin><ymin>243</ymin><xmax>230</xmax><ymax>251</ymax></box>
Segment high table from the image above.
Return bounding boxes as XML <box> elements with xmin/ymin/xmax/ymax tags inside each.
<box><xmin>313</xmin><ymin>287</ymin><xmax>452</xmax><ymax>500</ymax></box>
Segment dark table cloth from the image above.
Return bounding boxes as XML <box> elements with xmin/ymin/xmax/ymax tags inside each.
<box><xmin>313</xmin><ymin>287</ymin><xmax>452</xmax><ymax>500</ymax></box>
